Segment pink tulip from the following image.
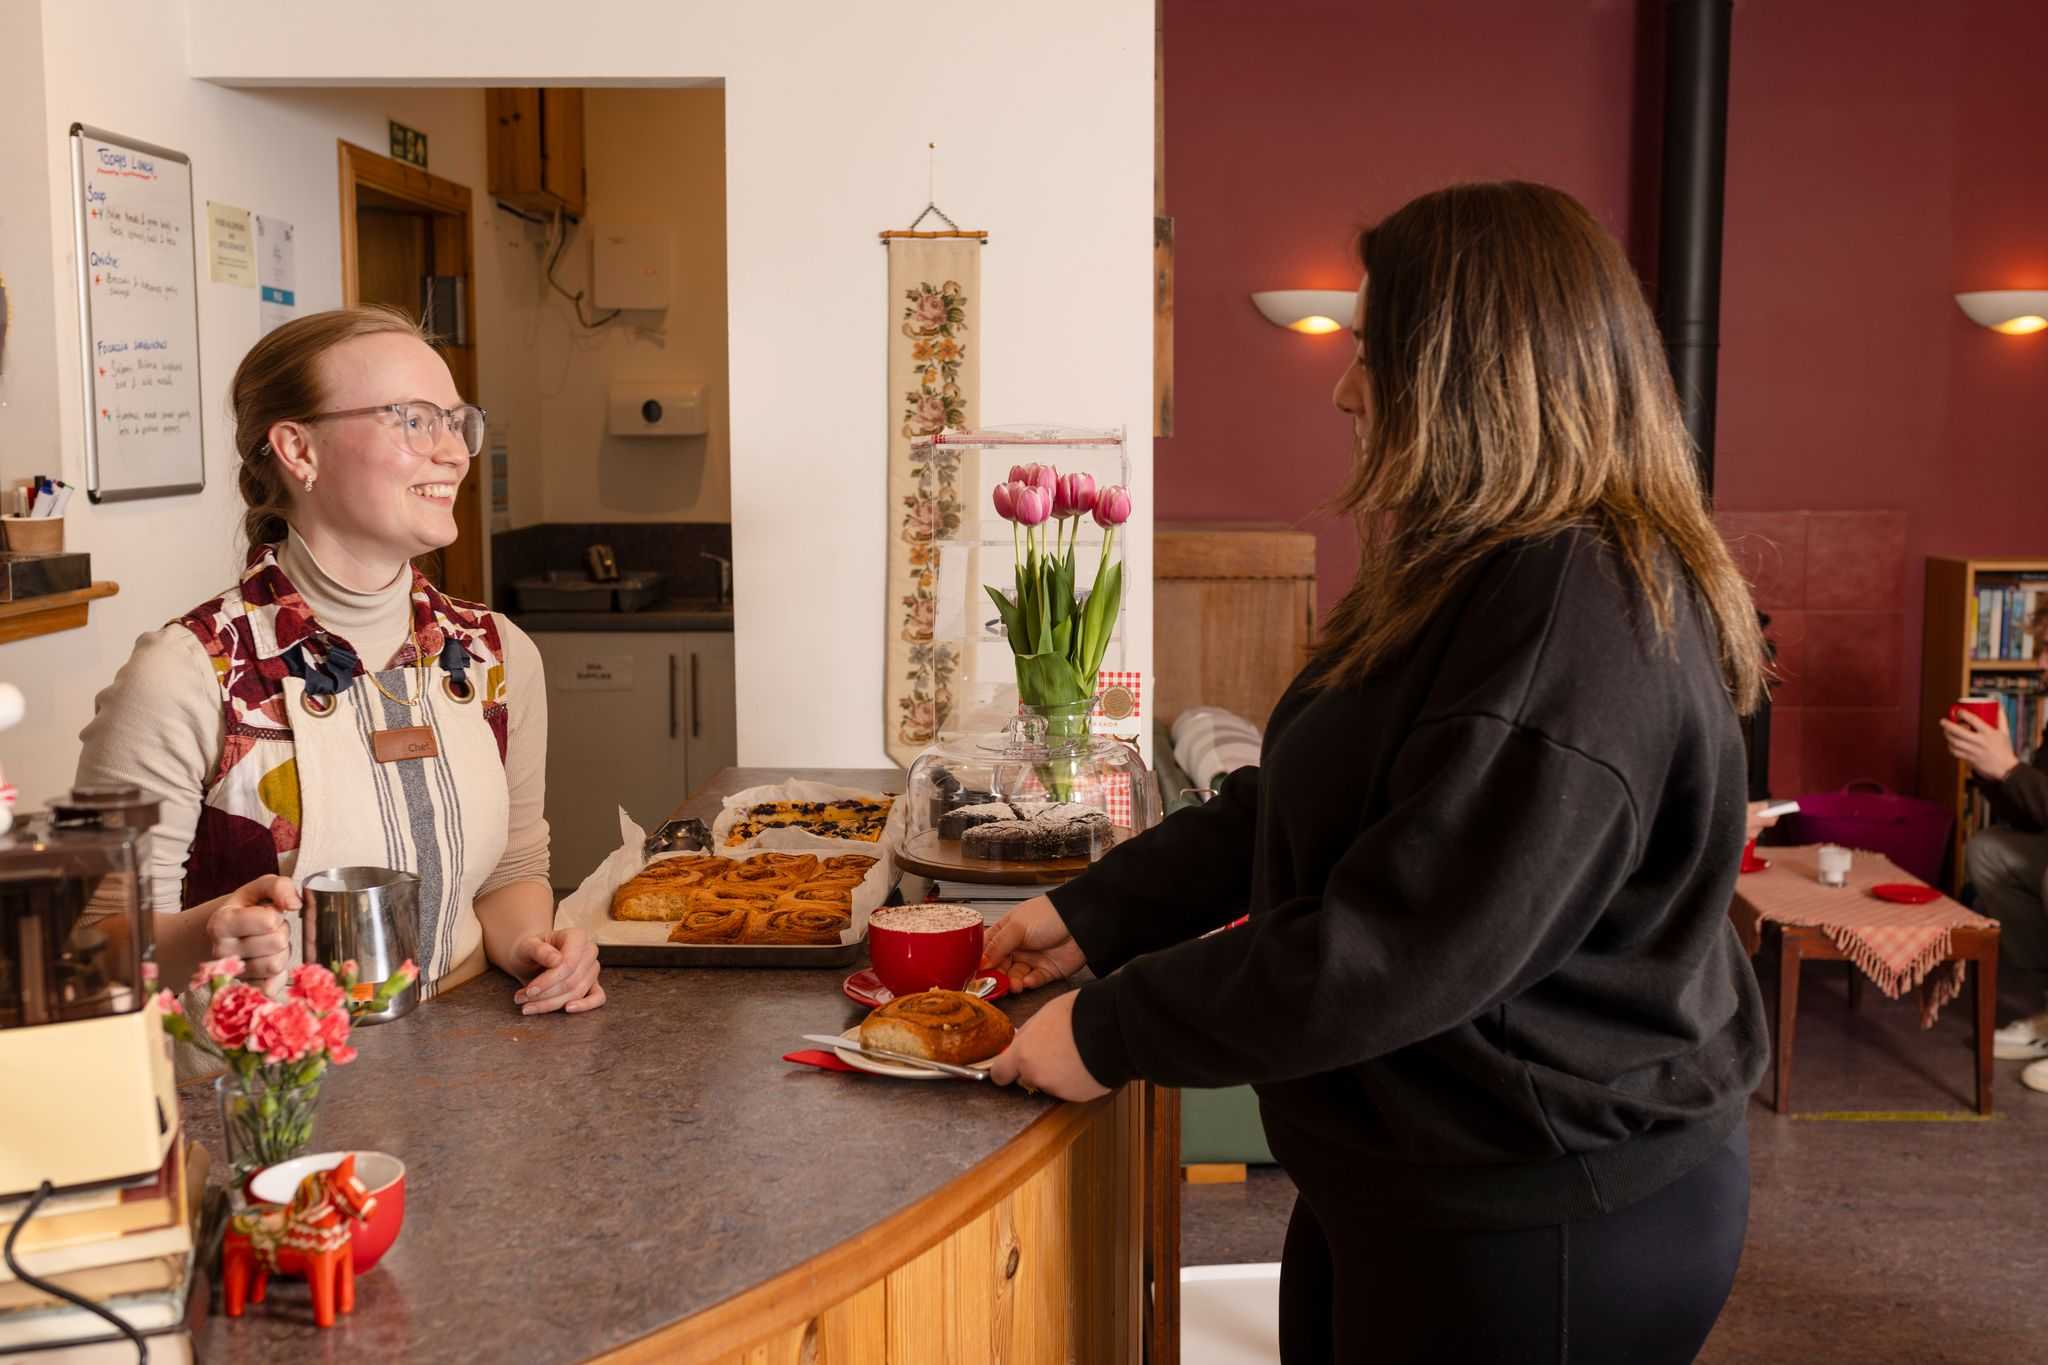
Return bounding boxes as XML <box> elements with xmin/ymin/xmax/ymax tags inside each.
<box><xmin>993</xmin><ymin>481</ymin><xmax>1017</xmax><ymax>521</ymax></box>
<box><xmin>1030</xmin><ymin>464</ymin><xmax>1059</xmax><ymax>498</ymax></box>
<box><xmin>1092</xmin><ymin>485</ymin><xmax>1133</xmax><ymax>528</ymax></box>
<box><xmin>1011</xmin><ymin>484</ymin><xmax>1053</xmax><ymax>527</ymax></box>
<box><xmin>1009</xmin><ymin>464</ymin><xmax>1030</xmax><ymax>485</ymax></box>
<box><xmin>1055</xmin><ymin>472</ymin><xmax>1098</xmax><ymax>519</ymax></box>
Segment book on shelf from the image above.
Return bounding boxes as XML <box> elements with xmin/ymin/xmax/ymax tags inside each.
<box><xmin>0</xmin><ymin>1253</ymin><xmax>188</xmax><ymax>1316</ymax></box>
<box><xmin>0</xmin><ymin>1328</ymin><xmax>193</xmax><ymax>1363</ymax></box>
<box><xmin>0</xmin><ymin>1271</ymin><xmax>193</xmax><ymax>1348</ymax></box>
<box><xmin>0</xmin><ymin>1143</ymin><xmax>184</xmax><ymax>1256</ymax></box>
<box><xmin>0</xmin><ymin>1143</ymin><xmax>191</xmax><ymax>1287</ymax></box>
<box><xmin>1970</xmin><ymin>578</ymin><xmax>2046</xmax><ymax>662</ymax></box>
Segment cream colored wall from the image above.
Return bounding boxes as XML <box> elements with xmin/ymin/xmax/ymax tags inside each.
<box><xmin>0</xmin><ymin>0</ymin><xmax>63</xmax><ymax>495</ymax></box>
<box><xmin>535</xmin><ymin>88</ymin><xmax>729</xmax><ymax>524</ymax></box>
<box><xmin>0</xmin><ymin>0</ymin><xmax>534</xmax><ymax>807</ymax></box>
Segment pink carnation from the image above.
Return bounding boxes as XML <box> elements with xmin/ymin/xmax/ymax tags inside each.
<box><xmin>288</xmin><ymin>964</ymin><xmax>346</xmax><ymax>1013</ymax></box>
<box><xmin>153</xmin><ymin>989</ymin><xmax>184</xmax><ymax>1016</ymax></box>
<box><xmin>192</xmin><ymin>956</ymin><xmax>245</xmax><ymax>992</ymax></box>
<box><xmin>205</xmin><ymin>983</ymin><xmax>269</xmax><ymax>1050</ymax></box>
<box><xmin>396</xmin><ymin>959</ymin><xmax>419</xmax><ymax>984</ymax></box>
<box><xmin>141</xmin><ymin>961</ymin><xmax>159</xmax><ymax>985</ymax></box>
<box><xmin>318</xmin><ymin>1009</ymin><xmax>357</xmax><ymax>1065</ymax></box>
<box><xmin>248</xmin><ymin>999</ymin><xmax>322</xmax><ymax>1064</ymax></box>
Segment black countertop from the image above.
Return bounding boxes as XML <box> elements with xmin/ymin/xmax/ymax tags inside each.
<box><xmin>512</xmin><ymin>598</ymin><xmax>735</xmax><ymax>633</ymax></box>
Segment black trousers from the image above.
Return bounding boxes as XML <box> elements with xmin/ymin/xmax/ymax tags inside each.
<box><xmin>1279</xmin><ymin>1126</ymin><xmax>1750</xmax><ymax>1364</ymax></box>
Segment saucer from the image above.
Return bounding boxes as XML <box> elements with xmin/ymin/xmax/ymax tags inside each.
<box><xmin>843</xmin><ymin>969</ymin><xmax>1009</xmax><ymax>1009</ymax></box>
<box><xmin>1870</xmin><ymin>883</ymin><xmax>1942</xmax><ymax>905</ymax></box>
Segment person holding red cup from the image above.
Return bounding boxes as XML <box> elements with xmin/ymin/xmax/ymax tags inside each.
<box><xmin>1943</xmin><ymin>604</ymin><xmax>2048</xmax><ymax>1080</ymax></box>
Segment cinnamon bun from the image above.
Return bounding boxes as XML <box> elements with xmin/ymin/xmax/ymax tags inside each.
<box><xmin>859</xmin><ymin>989</ymin><xmax>1014</xmax><ymax>1066</ymax></box>
<box><xmin>744</xmin><ymin>907</ymin><xmax>852</xmax><ymax>945</ymax></box>
<box><xmin>666</xmin><ymin>904</ymin><xmax>752</xmax><ymax>943</ymax></box>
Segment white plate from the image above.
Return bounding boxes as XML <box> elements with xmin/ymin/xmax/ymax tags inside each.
<box><xmin>831</xmin><ymin>1026</ymin><xmax>996</xmax><ymax>1081</ymax></box>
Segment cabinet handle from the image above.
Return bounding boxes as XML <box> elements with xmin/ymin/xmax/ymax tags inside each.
<box><xmin>690</xmin><ymin>652</ymin><xmax>701</xmax><ymax>739</ymax></box>
<box><xmin>668</xmin><ymin>654</ymin><xmax>678</xmax><ymax>740</ymax></box>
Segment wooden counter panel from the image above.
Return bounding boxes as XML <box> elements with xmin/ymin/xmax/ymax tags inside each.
<box><xmin>701</xmin><ymin>1087</ymin><xmax>1142</xmax><ymax>1365</ymax></box>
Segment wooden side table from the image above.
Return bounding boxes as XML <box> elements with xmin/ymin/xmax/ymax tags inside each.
<box><xmin>1729</xmin><ymin>896</ymin><xmax>2000</xmax><ymax>1115</ymax></box>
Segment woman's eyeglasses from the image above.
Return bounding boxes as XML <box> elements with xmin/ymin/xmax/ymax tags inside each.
<box><xmin>299</xmin><ymin>400</ymin><xmax>488</xmax><ymax>457</ymax></box>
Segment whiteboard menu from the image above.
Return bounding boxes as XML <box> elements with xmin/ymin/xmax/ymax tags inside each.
<box><xmin>69</xmin><ymin>124</ymin><xmax>205</xmax><ymax>502</ymax></box>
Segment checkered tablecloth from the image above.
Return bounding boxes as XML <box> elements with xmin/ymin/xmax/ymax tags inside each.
<box><xmin>1737</xmin><ymin>846</ymin><xmax>1996</xmax><ymax>1026</ymax></box>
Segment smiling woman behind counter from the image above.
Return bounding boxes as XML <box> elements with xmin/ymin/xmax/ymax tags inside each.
<box><xmin>77</xmin><ymin>306</ymin><xmax>604</xmax><ymax>1018</ymax></box>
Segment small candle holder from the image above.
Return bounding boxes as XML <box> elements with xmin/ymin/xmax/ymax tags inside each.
<box><xmin>1817</xmin><ymin>843</ymin><xmax>1852</xmax><ymax>888</ymax></box>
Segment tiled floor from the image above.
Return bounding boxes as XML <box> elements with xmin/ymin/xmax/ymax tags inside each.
<box><xmin>1182</xmin><ymin>961</ymin><xmax>2048</xmax><ymax>1363</ymax></box>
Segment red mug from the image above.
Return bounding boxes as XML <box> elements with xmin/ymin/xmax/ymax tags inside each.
<box><xmin>1949</xmin><ymin>697</ymin><xmax>2001</xmax><ymax>730</ymax></box>
<box><xmin>867</xmin><ymin>905</ymin><xmax>986</xmax><ymax>997</ymax></box>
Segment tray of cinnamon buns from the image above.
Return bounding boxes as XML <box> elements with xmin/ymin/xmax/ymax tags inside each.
<box><xmin>559</xmin><ymin>807</ymin><xmax>902</xmax><ymax>967</ymax></box>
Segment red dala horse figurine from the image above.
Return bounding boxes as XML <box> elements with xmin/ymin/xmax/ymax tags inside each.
<box><xmin>222</xmin><ymin>1154</ymin><xmax>379</xmax><ymax>1328</ymax></box>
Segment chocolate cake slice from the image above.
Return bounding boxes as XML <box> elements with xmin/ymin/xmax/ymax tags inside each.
<box><xmin>937</xmin><ymin>800</ymin><xmax>1020</xmax><ymax>841</ymax></box>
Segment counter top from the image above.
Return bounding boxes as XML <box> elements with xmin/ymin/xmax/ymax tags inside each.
<box><xmin>512</xmin><ymin>598</ymin><xmax>734</xmax><ymax>633</ymax></box>
<box><xmin>183</xmin><ymin>768</ymin><xmax>1080</xmax><ymax>1362</ymax></box>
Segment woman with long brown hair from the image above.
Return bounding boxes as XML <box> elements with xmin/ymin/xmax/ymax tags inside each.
<box><xmin>986</xmin><ymin>182</ymin><xmax>1769</xmax><ymax>1361</ymax></box>
<box><xmin>78</xmin><ymin>306</ymin><xmax>602</xmax><ymax>1022</ymax></box>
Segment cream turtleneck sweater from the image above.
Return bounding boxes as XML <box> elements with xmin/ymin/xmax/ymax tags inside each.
<box><xmin>75</xmin><ymin>532</ymin><xmax>551</xmax><ymax>912</ymax></box>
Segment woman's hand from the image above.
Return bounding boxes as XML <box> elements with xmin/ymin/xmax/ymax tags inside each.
<box><xmin>1942</xmin><ymin>711</ymin><xmax>2020</xmax><ymax>782</ymax></box>
<box><xmin>981</xmin><ymin>895</ymin><xmax>1086</xmax><ymax>991</ymax></box>
<box><xmin>508</xmin><ymin>927</ymin><xmax>606</xmax><ymax>1015</ymax></box>
<box><xmin>1743</xmin><ymin>800</ymin><xmax>1781</xmax><ymax>845</ymax></box>
<box><xmin>989</xmin><ymin>992</ymin><xmax>1109</xmax><ymax>1101</ymax></box>
<box><xmin>205</xmin><ymin>875</ymin><xmax>302</xmax><ymax>989</ymax></box>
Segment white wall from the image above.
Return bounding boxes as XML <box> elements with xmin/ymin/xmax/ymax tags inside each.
<box><xmin>0</xmin><ymin>0</ymin><xmax>63</xmax><ymax>499</ymax></box>
<box><xmin>47</xmin><ymin>0</ymin><xmax>1153</xmax><ymax>776</ymax></box>
<box><xmin>1</xmin><ymin>0</ymin><xmax>535</xmax><ymax>807</ymax></box>
<box><xmin>534</xmin><ymin>88</ymin><xmax>731</xmax><ymax>524</ymax></box>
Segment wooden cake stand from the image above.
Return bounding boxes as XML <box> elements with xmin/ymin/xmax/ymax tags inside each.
<box><xmin>895</xmin><ymin>827</ymin><xmax>1134</xmax><ymax>887</ymax></box>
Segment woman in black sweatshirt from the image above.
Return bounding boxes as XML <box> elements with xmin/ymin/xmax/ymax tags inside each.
<box><xmin>985</xmin><ymin>182</ymin><xmax>1771</xmax><ymax>1364</ymax></box>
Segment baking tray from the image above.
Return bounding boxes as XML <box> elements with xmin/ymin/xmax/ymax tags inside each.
<box><xmin>597</xmin><ymin>937</ymin><xmax>865</xmax><ymax>969</ymax></box>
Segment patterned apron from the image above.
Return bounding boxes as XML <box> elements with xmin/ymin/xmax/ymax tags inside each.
<box><xmin>278</xmin><ymin>663</ymin><xmax>508</xmax><ymax>996</ymax></box>
<box><xmin>175</xmin><ymin>545</ymin><xmax>513</xmax><ymax>999</ymax></box>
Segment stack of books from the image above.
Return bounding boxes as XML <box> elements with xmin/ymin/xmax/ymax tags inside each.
<box><xmin>0</xmin><ymin>1138</ymin><xmax>205</xmax><ymax>1363</ymax></box>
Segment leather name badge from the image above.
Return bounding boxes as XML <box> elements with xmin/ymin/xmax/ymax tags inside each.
<box><xmin>372</xmin><ymin>725</ymin><xmax>440</xmax><ymax>764</ymax></box>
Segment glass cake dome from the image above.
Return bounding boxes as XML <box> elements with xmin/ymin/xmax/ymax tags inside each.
<box><xmin>902</xmin><ymin>702</ymin><xmax>1157</xmax><ymax>884</ymax></box>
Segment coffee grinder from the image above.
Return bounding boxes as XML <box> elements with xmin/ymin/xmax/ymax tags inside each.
<box><xmin>0</xmin><ymin>785</ymin><xmax>179</xmax><ymax>1196</ymax></box>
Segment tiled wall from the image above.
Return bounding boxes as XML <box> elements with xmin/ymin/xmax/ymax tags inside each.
<box><xmin>1717</xmin><ymin>510</ymin><xmax>1910</xmax><ymax>797</ymax></box>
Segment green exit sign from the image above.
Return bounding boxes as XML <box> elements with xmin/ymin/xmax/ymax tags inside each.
<box><xmin>389</xmin><ymin>120</ymin><xmax>428</xmax><ymax>168</ymax></box>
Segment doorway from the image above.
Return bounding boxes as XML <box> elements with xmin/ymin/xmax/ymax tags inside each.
<box><xmin>336</xmin><ymin>140</ymin><xmax>485</xmax><ymax>602</ymax></box>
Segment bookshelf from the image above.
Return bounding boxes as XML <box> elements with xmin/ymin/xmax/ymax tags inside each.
<box><xmin>1920</xmin><ymin>557</ymin><xmax>2048</xmax><ymax>891</ymax></box>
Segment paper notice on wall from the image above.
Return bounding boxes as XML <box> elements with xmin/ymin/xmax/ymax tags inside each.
<box><xmin>256</xmin><ymin>215</ymin><xmax>295</xmax><ymax>335</ymax></box>
<box><xmin>206</xmin><ymin>202</ymin><xmax>253</xmax><ymax>286</ymax></box>
<box><xmin>488</xmin><ymin>422</ymin><xmax>511</xmax><ymax>533</ymax></box>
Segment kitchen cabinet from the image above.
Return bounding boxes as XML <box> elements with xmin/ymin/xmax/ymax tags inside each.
<box><xmin>532</xmin><ymin>630</ymin><xmax>736</xmax><ymax>889</ymax></box>
<box><xmin>485</xmin><ymin>88</ymin><xmax>586</xmax><ymax>218</ymax></box>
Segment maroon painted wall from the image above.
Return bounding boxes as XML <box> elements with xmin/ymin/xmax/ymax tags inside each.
<box><xmin>1159</xmin><ymin>0</ymin><xmax>2048</xmax><ymax>796</ymax></box>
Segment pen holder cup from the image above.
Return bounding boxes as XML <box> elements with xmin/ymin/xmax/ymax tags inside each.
<box><xmin>0</xmin><ymin>518</ymin><xmax>63</xmax><ymax>553</ymax></box>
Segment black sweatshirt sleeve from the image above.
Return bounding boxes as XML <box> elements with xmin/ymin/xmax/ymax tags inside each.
<box><xmin>1048</xmin><ymin>765</ymin><xmax>1261</xmax><ymax>974</ymax></box>
<box><xmin>1067</xmin><ymin>714</ymin><xmax>1641</xmax><ymax>1090</ymax></box>
<box><xmin>1986</xmin><ymin>756</ymin><xmax>2048</xmax><ymax>833</ymax></box>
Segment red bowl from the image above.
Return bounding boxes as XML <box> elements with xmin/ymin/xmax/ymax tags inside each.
<box><xmin>866</xmin><ymin>906</ymin><xmax>986</xmax><ymax>997</ymax></box>
<box><xmin>248</xmin><ymin>1150</ymin><xmax>406</xmax><ymax>1273</ymax></box>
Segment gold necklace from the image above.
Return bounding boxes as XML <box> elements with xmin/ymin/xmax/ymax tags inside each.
<box><xmin>363</xmin><ymin>611</ymin><xmax>429</xmax><ymax>709</ymax></box>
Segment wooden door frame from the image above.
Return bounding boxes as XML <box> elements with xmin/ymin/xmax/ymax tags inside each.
<box><xmin>336</xmin><ymin>140</ymin><xmax>486</xmax><ymax>603</ymax></box>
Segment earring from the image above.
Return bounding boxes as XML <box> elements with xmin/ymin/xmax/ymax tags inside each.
<box><xmin>302</xmin><ymin>474</ymin><xmax>316</xmax><ymax>493</ymax></box>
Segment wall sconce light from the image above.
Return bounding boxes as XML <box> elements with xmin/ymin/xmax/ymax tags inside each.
<box><xmin>1251</xmin><ymin>290</ymin><xmax>1356</xmax><ymax>335</ymax></box>
<box><xmin>1955</xmin><ymin>290</ymin><xmax>2048</xmax><ymax>336</ymax></box>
